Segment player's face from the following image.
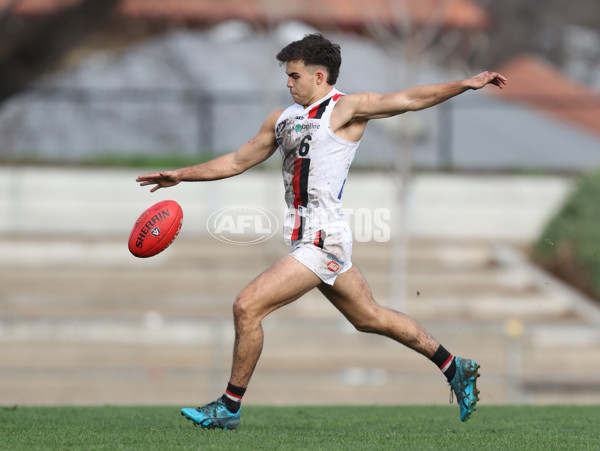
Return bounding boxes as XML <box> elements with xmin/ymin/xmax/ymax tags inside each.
<box><xmin>285</xmin><ymin>60</ymin><xmax>320</xmax><ymax>107</ymax></box>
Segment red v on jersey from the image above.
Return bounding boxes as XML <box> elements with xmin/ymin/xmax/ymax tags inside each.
<box><xmin>307</xmin><ymin>93</ymin><xmax>343</xmax><ymax>119</ymax></box>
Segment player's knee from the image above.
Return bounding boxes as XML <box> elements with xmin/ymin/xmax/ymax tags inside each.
<box><xmin>351</xmin><ymin>306</ymin><xmax>382</xmax><ymax>333</ymax></box>
<box><xmin>232</xmin><ymin>293</ymin><xmax>248</xmax><ymax>321</ymax></box>
<box><xmin>232</xmin><ymin>291</ymin><xmax>259</xmax><ymax>325</ymax></box>
<box><xmin>353</xmin><ymin>320</ymin><xmax>379</xmax><ymax>333</ymax></box>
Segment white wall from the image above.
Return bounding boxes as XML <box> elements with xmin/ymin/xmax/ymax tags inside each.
<box><xmin>0</xmin><ymin>166</ymin><xmax>573</xmax><ymax>243</ymax></box>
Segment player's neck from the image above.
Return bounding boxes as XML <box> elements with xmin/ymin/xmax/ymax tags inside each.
<box><xmin>302</xmin><ymin>86</ymin><xmax>334</xmax><ymax>108</ymax></box>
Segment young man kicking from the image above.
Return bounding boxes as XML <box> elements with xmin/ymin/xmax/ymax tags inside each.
<box><xmin>137</xmin><ymin>33</ymin><xmax>507</xmax><ymax>428</ymax></box>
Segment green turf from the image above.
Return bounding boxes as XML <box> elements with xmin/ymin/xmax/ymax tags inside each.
<box><xmin>1</xmin><ymin>405</ymin><xmax>599</xmax><ymax>450</ymax></box>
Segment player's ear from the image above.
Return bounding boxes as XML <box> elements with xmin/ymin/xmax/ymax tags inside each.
<box><xmin>315</xmin><ymin>70</ymin><xmax>325</xmax><ymax>85</ymax></box>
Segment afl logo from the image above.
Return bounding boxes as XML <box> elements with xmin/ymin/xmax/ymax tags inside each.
<box><xmin>207</xmin><ymin>205</ymin><xmax>279</xmax><ymax>245</ymax></box>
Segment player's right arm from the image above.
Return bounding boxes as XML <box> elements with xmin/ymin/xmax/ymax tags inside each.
<box><xmin>137</xmin><ymin>109</ymin><xmax>283</xmax><ymax>192</ymax></box>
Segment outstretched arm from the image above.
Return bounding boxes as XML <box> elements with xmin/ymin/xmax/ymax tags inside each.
<box><xmin>342</xmin><ymin>71</ymin><xmax>507</xmax><ymax>121</ymax></box>
<box><xmin>137</xmin><ymin>109</ymin><xmax>282</xmax><ymax>192</ymax></box>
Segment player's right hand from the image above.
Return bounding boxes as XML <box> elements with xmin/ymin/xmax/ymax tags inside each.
<box><xmin>136</xmin><ymin>170</ymin><xmax>181</xmax><ymax>192</ymax></box>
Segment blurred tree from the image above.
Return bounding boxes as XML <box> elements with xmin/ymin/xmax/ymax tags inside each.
<box><xmin>0</xmin><ymin>0</ymin><xmax>122</xmax><ymax>103</ymax></box>
<box><xmin>356</xmin><ymin>0</ymin><xmax>489</xmax><ymax>310</ymax></box>
<box><xmin>474</xmin><ymin>0</ymin><xmax>600</xmax><ymax>71</ymax></box>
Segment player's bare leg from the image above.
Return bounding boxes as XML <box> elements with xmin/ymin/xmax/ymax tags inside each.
<box><xmin>182</xmin><ymin>256</ymin><xmax>321</xmax><ymax>429</ymax></box>
<box><xmin>319</xmin><ymin>264</ymin><xmax>480</xmax><ymax>421</ymax></box>
<box><xmin>318</xmin><ymin>265</ymin><xmax>439</xmax><ymax>357</ymax></box>
<box><xmin>229</xmin><ymin>256</ymin><xmax>321</xmax><ymax>387</ymax></box>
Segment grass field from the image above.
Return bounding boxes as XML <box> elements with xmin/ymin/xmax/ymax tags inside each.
<box><xmin>2</xmin><ymin>405</ymin><xmax>599</xmax><ymax>450</ymax></box>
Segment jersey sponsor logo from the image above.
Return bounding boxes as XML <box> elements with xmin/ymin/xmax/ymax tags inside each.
<box><xmin>294</xmin><ymin>123</ymin><xmax>320</xmax><ymax>132</ymax></box>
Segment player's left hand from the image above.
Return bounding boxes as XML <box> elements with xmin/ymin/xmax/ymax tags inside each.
<box><xmin>468</xmin><ymin>71</ymin><xmax>508</xmax><ymax>90</ymax></box>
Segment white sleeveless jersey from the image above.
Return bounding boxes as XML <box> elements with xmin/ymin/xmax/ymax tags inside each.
<box><xmin>275</xmin><ymin>88</ymin><xmax>360</xmax><ymax>244</ymax></box>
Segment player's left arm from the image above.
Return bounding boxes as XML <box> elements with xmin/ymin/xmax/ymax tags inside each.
<box><xmin>345</xmin><ymin>71</ymin><xmax>507</xmax><ymax>121</ymax></box>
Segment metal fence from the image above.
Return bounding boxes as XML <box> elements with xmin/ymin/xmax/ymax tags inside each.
<box><xmin>1</xmin><ymin>87</ymin><xmax>600</xmax><ymax>172</ymax></box>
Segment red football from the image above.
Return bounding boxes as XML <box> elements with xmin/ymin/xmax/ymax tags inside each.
<box><xmin>128</xmin><ymin>200</ymin><xmax>183</xmax><ymax>258</ymax></box>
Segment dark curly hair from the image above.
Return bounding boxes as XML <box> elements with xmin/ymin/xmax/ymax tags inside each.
<box><xmin>276</xmin><ymin>33</ymin><xmax>342</xmax><ymax>85</ymax></box>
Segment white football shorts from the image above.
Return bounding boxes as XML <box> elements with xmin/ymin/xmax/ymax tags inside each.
<box><xmin>288</xmin><ymin>223</ymin><xmax>353</xmax><ymax>286</ymax></box>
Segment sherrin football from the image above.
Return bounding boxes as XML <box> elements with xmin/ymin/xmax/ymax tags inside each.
<box><xmin>128</xmin><ymin>200</ymin><xmax>183</xmax><ymax>258</ymax></box>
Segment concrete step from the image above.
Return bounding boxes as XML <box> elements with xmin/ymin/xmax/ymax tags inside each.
<box><xmin>2</xmin><ymin>234</ymin><xmax>600</xmax><ymax>406</ymax></box>
<box><xmin>1</xmin><ymin>317</ymin><xmax>598</xmax><ymax>406</ymax></box>
<box><xmin>0</xmin><ymin>237</ymin><xmax>592</xmax><ymax>324</ymax></box>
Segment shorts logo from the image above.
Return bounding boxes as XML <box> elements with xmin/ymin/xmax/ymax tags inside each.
<box><xmin>327</xmin><ymin>260</ymin><xmax>340</xmax><ymax>272</ymax></box>
<box><xmin>326</xmin><ymin>253</ymin><xmax>344</xmax><ymax>265</ymax></box>
<box><xmin>326</xmin><ymin>253</ymin><xmax>344</xmax><ymax>272</ymax></box>
<box><xmin>151</xmin><ymin>227</ymin><xmax>160</xmax><ymax>237</ymax></box>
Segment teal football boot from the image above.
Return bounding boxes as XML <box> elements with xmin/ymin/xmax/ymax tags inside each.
<box><xmin>449</xmin><ymin>357</ymin><xmax>480</xmax><ymax>421</ymax></box>
<box><xmin>181</xmin><ymin>398</ymin><xmax>241</xmax><ymax>430</ymax></box>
